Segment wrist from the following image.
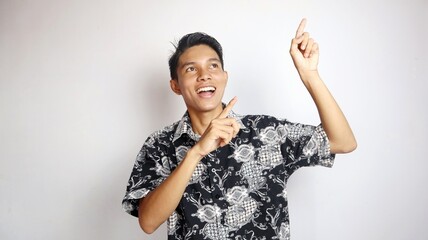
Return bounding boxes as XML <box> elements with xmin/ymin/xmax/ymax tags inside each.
<box><xmin>298</xmin><ymin>70</ymin><xmax>321</xmax><ymax>86</ymax></box>
<box><xmin>187</xmin><ymin>145</ymin><xmax>205</xmax><ymax>162</ymax></box>
<box><xmin>298</xmin><ymin>69</ymin><xmax>319</xmax><ymax>79</ymax></box>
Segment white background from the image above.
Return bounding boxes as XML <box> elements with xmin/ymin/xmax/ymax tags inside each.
<box><xmin>1</xmin><ymin>0</ymin><xmax>427</xmax><ymax>239</ymax></box>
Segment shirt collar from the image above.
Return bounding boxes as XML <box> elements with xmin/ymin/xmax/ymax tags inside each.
<box><xmin>173</xmin><ymin>108</ymin><xmax>246</xmax><ymax>143</ymax></box>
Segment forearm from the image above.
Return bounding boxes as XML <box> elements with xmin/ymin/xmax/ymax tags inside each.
<box><xmin>138</xmin><ymin>98</ymin><xmax>239</xmax><ymax>233</ymax></box>
<box><xmin>138</xmin><ymin>148</ymin><xmax>202</xmax><ymax>233</ymax></box>
<box><xmin>300</xmin><ymin>71</ymin><xmax>357</xmax><ymax>153</ymax></box>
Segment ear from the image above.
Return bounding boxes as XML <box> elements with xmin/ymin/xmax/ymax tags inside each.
<box><xmin>170</xmin><ymin>79</ymin><xmax>182</xmax><ymax>95</ymax></box>
<box><xmin>224</xmin><ymin>71</ymin><xmax>228</xmax><ymax>84</ymax></box>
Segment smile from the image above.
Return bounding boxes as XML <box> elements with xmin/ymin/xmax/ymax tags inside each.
<box><xmin>196</xmin><ymin>86</ymin><xmax>216</xmax><ymax>94</ymax></box>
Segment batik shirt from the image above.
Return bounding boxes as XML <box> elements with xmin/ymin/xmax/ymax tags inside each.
<box><xmin>122</xmin><ymin>111</ymin><xmax>335</xmax><ymax>240</ymax></box>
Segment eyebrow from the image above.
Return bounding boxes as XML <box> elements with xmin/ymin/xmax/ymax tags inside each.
<box><xmin>180</xmin><ymin>58</ymin><xmax>221</xmax><ymax>69</ymax></box>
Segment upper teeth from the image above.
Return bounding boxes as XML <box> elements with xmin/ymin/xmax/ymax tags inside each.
<box><xmin>197</xmin><ymin>86</ymin><xmax>215</xmax><ymax>93</ymax></box>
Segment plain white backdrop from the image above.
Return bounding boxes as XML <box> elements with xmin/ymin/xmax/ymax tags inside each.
<box><xmin>1</xmin><ymin>0</ymin><xmax>427</xmax><ymax>239</ymax></box>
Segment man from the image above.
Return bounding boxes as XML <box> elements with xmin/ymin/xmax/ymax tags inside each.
<box><xmin>122</xmin><ymin>19</ymin><xmax>357</xmax><ymax>239</ymax></box>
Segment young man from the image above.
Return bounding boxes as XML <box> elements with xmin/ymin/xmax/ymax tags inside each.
<box><xmin>122</xmin><ymin>19</ymin><xmax>357</xmax><ymax>239</ymax></box>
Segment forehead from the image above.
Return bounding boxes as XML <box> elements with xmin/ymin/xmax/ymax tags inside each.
<box><xmin>178</xmin><ymin>44</ymin><xmax>220</xmax><ymax>65</ymax></box>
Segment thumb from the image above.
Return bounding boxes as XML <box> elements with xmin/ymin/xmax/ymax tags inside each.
<box><xmin>290</xmin><ymin>36</ymin><xmax>304</xmax><ymax>55</ymax></box>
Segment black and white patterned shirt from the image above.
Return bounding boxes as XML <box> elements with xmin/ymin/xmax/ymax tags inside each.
<box><xmin>122</xmin><ymin>110</ymin><xmax>335</xmax><ymax>240</ymax></box>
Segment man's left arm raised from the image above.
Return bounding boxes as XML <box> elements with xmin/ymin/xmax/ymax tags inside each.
<box><xmin>289</xmin><ymin>18</ymin><xmax>357</xmax><ymax>154</ymax></box>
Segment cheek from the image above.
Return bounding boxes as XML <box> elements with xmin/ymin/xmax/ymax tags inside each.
<box><xmin>178</xmin><ymin>83</ymin><xmax>195</xmax><ymax>96</ymax></box>
<box><xmin>180</xmin><ymin>80</ymin><xmax>193</xmax><ymax>88</ymax></box>
<box><xmin>218</xmin><ymin>74</ymin><xmax>228</xmax><ymax>85</ymax></box>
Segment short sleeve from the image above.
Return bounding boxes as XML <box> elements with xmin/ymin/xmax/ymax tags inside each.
<box><xmin>122</xmin><ymin>136</ymin><xmax>171</xmax><ymax>217</ymax></box>
<box><xmin>280</xmin><ymin>121</ymin><xmax>335</xmax><ymax>171</ymax></box>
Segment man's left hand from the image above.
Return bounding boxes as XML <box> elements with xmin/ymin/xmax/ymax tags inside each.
<box><xmin>289</xmin><ymin>18</ymin><xmax>319</xmax><ymax>75</ymax></box>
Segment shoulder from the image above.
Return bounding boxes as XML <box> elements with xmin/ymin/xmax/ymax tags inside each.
<box><xmin>143</xmin><ymin>121</ymin><xmax>180</xmax><ymax>148</ymax></box>
<box><xmin>240</xmin><ymin>114</ymin><xmax>290</xmax><ymax>128</ymax></box>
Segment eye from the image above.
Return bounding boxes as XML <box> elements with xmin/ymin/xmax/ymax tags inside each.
<box><xmin>185</xmin><ymin>66</ymin><xmax>196</xmax><ymax>72</ymax></box>
<box><xmin>210</xmin><ymin>63</ymin><xmax>219</xmax><ymax>69</ymax></box>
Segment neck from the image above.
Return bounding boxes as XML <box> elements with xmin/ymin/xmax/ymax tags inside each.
<box><xmin>188</xmin><ymin>105</ymin><xmax>223</xmax><ymax>136</ymax></box>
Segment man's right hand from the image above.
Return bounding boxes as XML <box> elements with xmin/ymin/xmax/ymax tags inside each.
<box><xmin>138</xmin><ymin>99</ymin><xmax>240</xmax><ymax>233</ymax></box>
<box><xmin>193</xmin><ymin>97</ymin><xmax>240</xmax><ymax>157</ymax></box>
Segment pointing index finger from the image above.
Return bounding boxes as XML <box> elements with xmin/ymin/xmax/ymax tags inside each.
<box><xmin>295</xmin><ymin>18</ymin><xmax>307</xmax><ymax>38</ymax></box>
<box><xmin>218</xmin><ymin>97</ymin><xmax>237</xmax><ymax>119</ymax></box>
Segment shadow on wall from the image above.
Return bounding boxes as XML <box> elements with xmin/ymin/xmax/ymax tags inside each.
<box><xmin>139</xmin><ymin>68</ymin><xmax>185</xmax><ymax>131</ymax></box>
<box><xmin>67</xmin><ymin>158</ymin><xmax>167</xmax><ymax>240</ymax></box>
<box><xmin>56</xmin><ymin>69</ymin><xmax>176</xmax><ymax>240</ymax></box>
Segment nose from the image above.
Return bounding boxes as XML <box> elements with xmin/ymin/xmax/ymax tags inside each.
<box><xmin>197</xmin><ymin>68</ymin><xmax>211</xmax><ymax>82</ymax></box>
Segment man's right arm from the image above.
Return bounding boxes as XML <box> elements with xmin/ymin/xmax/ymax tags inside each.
<box><xmin>138</xmin><ymin>97</ymin><xmax>239</xmax><ymax>234</ymax></box>
<box><xmin>138</xmin><ymin>147</ymin><xmax>202</xmax><ymax>234</ymax></box>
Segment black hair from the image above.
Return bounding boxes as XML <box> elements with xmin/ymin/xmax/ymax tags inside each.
<box><xmin>168</xmin><ymin>32</ymin><xmax>224</xmax><ymax>80</ymax></box>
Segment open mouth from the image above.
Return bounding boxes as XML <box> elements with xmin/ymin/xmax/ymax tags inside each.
<box><xmin>196</xmin><ymin>86</ymin><xmax>216</xmax><ymax>94</ymax></box>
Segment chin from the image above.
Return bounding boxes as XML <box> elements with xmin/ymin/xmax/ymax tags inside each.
<box><xmin>198</xmin><ymin>103</ymin><xmax>221</xmax><ymax>112</ymax></box>
<box><xmin>188</xmin><ymin>101</ymin><xmax>222</xmax><ymax>114</ymax></box>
